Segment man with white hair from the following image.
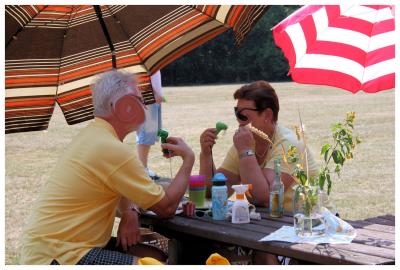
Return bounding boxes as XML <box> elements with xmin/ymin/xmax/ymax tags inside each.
<box><xmin>20</xmin><ymin>70</ymin><xmax>195</xmax><ymax>265</ymax></box>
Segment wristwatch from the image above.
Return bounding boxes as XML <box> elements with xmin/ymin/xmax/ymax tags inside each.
<box><xmin>239</xmin><ymin>149</ymin><xmax>255</xmax><ymax>159</ymax></box>
<box><xmin>130</xmin><ymin>204</ymin><xmax>141</xmax><ymax>215</ymax></box>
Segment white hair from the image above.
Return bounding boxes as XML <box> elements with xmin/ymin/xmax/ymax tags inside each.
<box><xmin>91</xmin><ymin>70</ymin><xmax>138</xmax><ymax>116</ymax></box>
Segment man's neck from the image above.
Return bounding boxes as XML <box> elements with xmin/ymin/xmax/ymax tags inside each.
<box><xmin>97</xmin><ymin>115</ymin><xmax>128</xmax><ymax>142</ymax></box>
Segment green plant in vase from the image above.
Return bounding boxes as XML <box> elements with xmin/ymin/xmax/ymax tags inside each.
<box><xmin>287</xmin><ymin>111</ymin><xmax>361</xmax><ymax>236</ymax></box>
<box><xmin>318</xmin><ymin>111</ymin><xmax>361</xmax><ymax>195</ymax></box>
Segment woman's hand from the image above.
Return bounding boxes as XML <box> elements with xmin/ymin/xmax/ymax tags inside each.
<box><xmin>199</xmin><ymin>128</ymin><xmax>218</xmax><ymax>155</ymax></box>
<box><xmin>233</xmin><ymin>126</ymin><xmax>255</xmax><ymax>153</ymax></box>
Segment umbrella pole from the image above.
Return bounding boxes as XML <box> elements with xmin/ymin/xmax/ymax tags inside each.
<box><xmin>94</xmin><ymin>5</ymin><xmax>116</xmax><ymax>69</ymax></box>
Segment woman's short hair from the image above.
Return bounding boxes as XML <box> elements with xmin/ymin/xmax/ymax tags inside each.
<box><xmin>91</xmin><ymin>70</ymin><xmax>137</xmax><ymax>116</ymax></box>
<box><xmin>233</xmin><ymin>80</ymin><xmax>279</xmax><ymax>122</ymax></box>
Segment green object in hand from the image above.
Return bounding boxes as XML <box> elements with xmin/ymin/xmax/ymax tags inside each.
<box><xmin>216</xmin><ymin>121</ymin><xmax>228</xmax><ymax>134</ymax></box>
<box><xmin>157</xmin><ymin>129</ymin><xmax>170</xmax><ymax>155</ymax></box>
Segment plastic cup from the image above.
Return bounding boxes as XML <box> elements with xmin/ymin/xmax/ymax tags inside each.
<box><xmin>189</xmin><ymin>175</ymin><xmax>206</xmax><ymax>208</ymax></box>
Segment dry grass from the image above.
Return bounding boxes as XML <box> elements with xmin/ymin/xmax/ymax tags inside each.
<box><xmin>5</xmin><ymin>82</ymin><xmax>395</xmax><ymax>264</ymax></box>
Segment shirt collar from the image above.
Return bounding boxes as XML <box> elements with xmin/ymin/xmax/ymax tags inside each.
<box><xmin>93</xmin><ymin>117</ymin><xmax>118</xmax><ymax>139</ymax></box>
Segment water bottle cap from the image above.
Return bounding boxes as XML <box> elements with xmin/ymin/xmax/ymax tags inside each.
<box><xmin>212</xmin><ymin>173</ymin><xmax>227</xmax><ymax>183</ymax></box>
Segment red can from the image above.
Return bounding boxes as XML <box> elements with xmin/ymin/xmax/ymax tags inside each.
<box><xmin>182</xmin><ymin>201</ymin><xmax>195</xmax><ymax>217</ymax></box>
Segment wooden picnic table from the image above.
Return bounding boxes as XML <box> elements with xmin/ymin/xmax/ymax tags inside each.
<box><xmin>140</xmin><ymin>207</ymin><xmax>395</xmax><ymax>265</ymax></box>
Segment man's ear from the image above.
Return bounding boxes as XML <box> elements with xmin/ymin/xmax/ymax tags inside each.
<box><xmin>264</xmin><ymin>108</ymin><xmax>274</xmax><ymax>122</ymax></box>
<box><xmin>113</xmin><ymin>95</ymin><xmax>145</xmax><ymax>124</ymax></box>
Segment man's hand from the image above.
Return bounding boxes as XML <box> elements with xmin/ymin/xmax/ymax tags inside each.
<box><xmin>161</xmin><ymin>136</ymin><xmax>195</xmax><ymax>160</ymax></box>
<box><xmin>116</xmin><ymin>209</ymin><xmax>141</xmax><ymax>252</ymax></box>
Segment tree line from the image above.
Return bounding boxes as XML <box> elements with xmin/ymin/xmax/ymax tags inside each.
<box><xmin>162</xmin><ymin>5</ymin><xmax>300</xmax><ymax>86</ymax></box>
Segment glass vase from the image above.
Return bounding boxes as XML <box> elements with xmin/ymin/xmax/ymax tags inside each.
<box><xmin>318</xmin><ymin>189</ymin><xmax>338</xmax><ymax>216</ymax></box>
<box><xmin>293</xmin><ymin>185</ymin><xmax>325</xmax><ymax>237</ymax></box>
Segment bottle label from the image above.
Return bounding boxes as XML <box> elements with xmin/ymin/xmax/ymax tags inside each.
<box><xmin>212</xmin><ymin>188</ymin><xmax>227</xmax><ymax>220</ymax></box>
<box><xmin>234</xmin><ymin>205</ymin><xmax>249</xmax><ymax>222</ymax></box>
<box><xmin>269</xmin><ymin>190</ymin><xmax>284</xmax><ymax>218</ymax></box>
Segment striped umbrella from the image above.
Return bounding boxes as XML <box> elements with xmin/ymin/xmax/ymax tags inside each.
<box><xmin>272</xmin><ymin>5</ymin><xmax>395</xmax><ymax>93</ymax></box>
<box><xmin>5</xmin><ymin>5</ymin><xmax>268</xmax><ymax>133</ymax></box>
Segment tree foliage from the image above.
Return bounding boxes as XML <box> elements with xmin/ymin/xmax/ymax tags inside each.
<box><xmin>162</xmin><ymin>5</ymin><xmax>300</xmax><ymax>86</ymax></box>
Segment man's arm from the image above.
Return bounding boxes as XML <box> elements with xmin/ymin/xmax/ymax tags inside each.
<box><xmin>148</xmin><ymin>137</ymin><xmax>195</xmax><ymax>218</ymax></box>
<box><xmin>117</xmin><ymin>197</ymin><xmax>141</xmax><ymax>251</ymax></box>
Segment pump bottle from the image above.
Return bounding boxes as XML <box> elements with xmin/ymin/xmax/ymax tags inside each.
<box><xmin>231</xmin><ymin>184</ymin><xmax>252</xmax><ymax>224</ymax></box>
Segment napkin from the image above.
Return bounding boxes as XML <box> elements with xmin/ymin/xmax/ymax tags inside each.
<box><xmin>259</xmin><ymin>207</ymin><xmax>356</xmax><ymax>244</ymax></box>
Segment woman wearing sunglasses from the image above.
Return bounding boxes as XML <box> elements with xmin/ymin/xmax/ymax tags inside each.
<box><xmin>199</xmin><ymin>80</ymin><xmax>319</xmax><ymax>264</ymax></box>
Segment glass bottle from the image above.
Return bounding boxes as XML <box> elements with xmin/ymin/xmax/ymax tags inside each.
<box><xmin>269</xmin><ymin>159</ymin><xmax>284</xmax><ymax>218</ymax></box>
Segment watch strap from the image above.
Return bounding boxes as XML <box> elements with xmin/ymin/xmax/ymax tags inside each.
<box><xmin>239</xmin><ymin>149</ymin><xmax>255</xmax><ymax>159</ymax></box>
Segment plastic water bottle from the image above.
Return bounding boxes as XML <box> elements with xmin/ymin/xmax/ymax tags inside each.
<box><xmin>211</xmin><ymin>173</ymin><xmax>228</xmax><ymax>220</ymax></box>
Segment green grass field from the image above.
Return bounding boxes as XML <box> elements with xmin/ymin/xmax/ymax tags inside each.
<box><xmin>5</xmin><ymin>82</ymin><xmax>395</xmax><ymax>264</ymax></box>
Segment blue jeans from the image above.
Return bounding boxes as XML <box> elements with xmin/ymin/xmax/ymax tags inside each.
<box><xmin>136</xmin><ymin>103</ymin><xmax>162</xmax><ymax>145</ymax></box>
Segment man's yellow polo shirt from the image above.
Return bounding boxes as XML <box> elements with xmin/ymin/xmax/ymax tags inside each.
<box><xmin>20</xmin><ymin>118</ymin><xmax>164</xmax><ymax>265</ymax></box>
<box><xmin>220</xmin><ymin>123</ymin><xmax>319</xmax><ymax>211</ymax></box>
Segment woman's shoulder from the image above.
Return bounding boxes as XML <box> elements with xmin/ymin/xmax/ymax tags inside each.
<box><xmin>275</xmin><ymin>123</ymin><xmax>300</xmax><ymax>145</ymax></box>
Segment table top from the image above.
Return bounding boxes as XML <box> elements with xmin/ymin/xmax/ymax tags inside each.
<box><xmin>141</xmin><ymin>207</ymin><xmax>395</xmax><ymax>265</ymax></box>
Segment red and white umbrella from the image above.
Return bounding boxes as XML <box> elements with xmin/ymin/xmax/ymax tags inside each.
<box><xmin>272</xmin><ymin>5</ymin><xmax>395</xmax><ymax>93</ymax></box>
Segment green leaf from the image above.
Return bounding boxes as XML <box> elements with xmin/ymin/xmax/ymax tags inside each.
<box><xmin>339</xmin><ymin>151</ymin><xmax>345</xmax><ymax>165</ymax></box>
<box><xmin>345</xmin><ymin>144</ymin><xmax>350</xmax><ymax>155</ymax></box>
<box><xmin>319</xmin><ymin>173</ymin><xmax>326</xmax><ymax>191</ymax></box>
<box><xmin>294</xmin><ymin>187</ymin><xmax>300</xmax><ymax>202</ymax></box>
<box><xmin>320</xmin><ymin>144</ymin><xmax>331</xmax><ymax>156</ymax></box>
<box><xmin>331</xmin><ymin>122</ymin><xmax>342</xmax><ymax>132</ymax></box>
<box><xmin>327</xmin><ymin>174</ymin><xmax>332</xmax><ymax>195</ymax></box>
<box><xmin>337</xmin><ymin>150</ymin><xmax>345</xmax><ymax>165</ymax></box>
<box><xmin>299</xmin><ymin>173</ymin><xmax>307</xmax><ymax>186</ymax></box>
<box><xmin>332</xmin><ymin>150</ymin><xmax>344</xmax><ymax>165</ymax></box>
<box><xmin>347</xmin><ymin>136</ymin><xmax>353</xmax><ymax>146</ymax></box>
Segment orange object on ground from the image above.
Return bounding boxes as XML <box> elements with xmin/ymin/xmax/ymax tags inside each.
<box><xmin>206</xmin><ymin>253</ymin><xmax>230</xmax><ymax>265</ymax></box>
<box><xmin>138</xmin><ymin>257</ymin><xmax>164</xmax><ymax>265</ymax></box>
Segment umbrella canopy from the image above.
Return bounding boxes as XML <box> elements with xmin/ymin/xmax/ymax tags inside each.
<box><xmin>272</xmin><ymin>5</ymin><xmax>395</xmax><ymax>93</ymax></box>
<box><xmin>5</xmin><ymin>5</ymin><xmax>268</xmax><ymax>133</ymax></box>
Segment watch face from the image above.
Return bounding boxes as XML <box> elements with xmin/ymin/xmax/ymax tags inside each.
<box><xmin>240</xmin><ymin>150</ymin><xmax>255</xmax><ymax>159</ymax></box>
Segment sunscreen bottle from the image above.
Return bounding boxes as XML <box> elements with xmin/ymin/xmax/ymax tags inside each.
<box><xmin>231</xmin><ymin>184</ymin><xmax>252</xmax><ymax>224</ymax></box>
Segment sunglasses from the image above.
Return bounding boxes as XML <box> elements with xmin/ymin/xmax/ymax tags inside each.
<box><xmin>234</xmin><ymin>106</ymin><xmax>263</xmax><ymax>121</ymax></box>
